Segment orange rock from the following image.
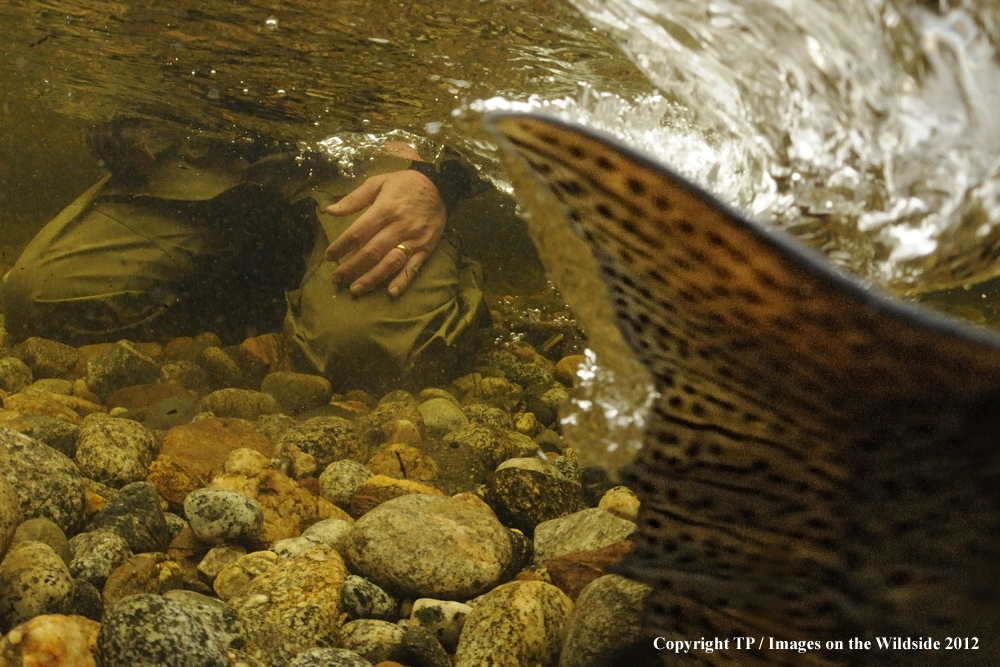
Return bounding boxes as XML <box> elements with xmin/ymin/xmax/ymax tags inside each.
<box><xmin>0</xmin><ymin>614</ymin><xmax>99</xmax><ymax>667</ymax></box>
<box><xmin>2</xmin><ymin>394</ymin><xmax>82</xmax><ymax>424</ymax></box>
<box><xmin>72</xmin><ymin>379</ymin><xmax>101</xmax><ymax>405</ymax></box>
<box><xmin>106</xmin><ymin>382</ymin><xmax>194</xmax><ymax>410</ymax></box>
<box><xmin>367</xmin><ymin>444</ymin><xmax>438</xmax><ymax>484</ymax></box>
<box><xmin>84</xmin><ymin>490</ymin><xmax>107</xmax><ymax>518</ymax></box>
<box><xmin>147</xmin><ymin>418</ymin><xmax>274</xmax><ymax>504</ymax></box>
<box><xmin>544</xmin><ymin>540</ymin><xmax>634</xmax><ymax>600</ymax></box>
<box><xmin>236</xmin><ymin>334</ymin><xmax>290</xmax><ymax>385</ymax></box>
<box><xmin>515</xmin><ymin>570</ymin><xmax>545</xmax><ymax>582</ymax></box>
<box><xmin>554</xmin><ymin>354</ymin><xmax>587</xmax><ymax>386</ymax></box>
<box><xmin>0</xmin><ymin>410</ymin><xmax>33</xmax><ymax>434</ymax></box>
<box><xmin>350</xmin><ymin>475</ymin><xmax>443</xmax><ymax>518</ymax></box>
<box><xmin>74</xmin><ymin>343</ymin><xmax>116</xmax><ymax>377</ymax></box>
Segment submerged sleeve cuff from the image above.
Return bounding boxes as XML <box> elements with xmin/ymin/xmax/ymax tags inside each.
<box><xmin>408</xmin><ymin>150</ymin><xmax>487</xmax><ymax>213</ymax></box>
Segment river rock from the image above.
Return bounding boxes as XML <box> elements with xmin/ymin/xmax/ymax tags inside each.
<box><xmin>101</xmin><ymin>553</ymin><xmax>185</xmax><ymax>610</ymax></box>
<box><xmin>72</xmin><ymin>578</ymin><xmax>104</xmax><ymax>621</ymax></box>
<box><xmin>199</xmin><ymin>389</ymin><xmax>278</xmax><ymax>420</ymax></box>
<box><xmin>342</xmin><ymin>574</ymin><xmax>397</xmax><ymax>621</ymax></box>
<box><xmin>289</xmin><ymin>648</ymin><xmax>373</xmax><ymax>667</ymax></box>
<box><xmin>13</xmin><ymin>337</ymin><xmax>79</xmax><ymax>379</ymax></box>
<box><xmin>302</xmin><ymin>519</ymin><xmax>353</xmax><ymax>556</ymax></box>
<box><xmin>485</xmin><ymin>458</ymin><xmax>587</xmax><ymax>535</ymax></box>
<box><xmin>339</xmin><ymin>620</ymin><xmax>405</xmax><ymax>664</ymax></box>
<box><xmin>67</xmin><ymin>530</ymin><xmax>133</xmax><ymax>587</ymax></box>
<box><xmin>0</xmin><ymin>613</ymin><xmax>99</xmax><ymax>667</ymax></box>
<box><xmin>85</xmin><ymin>340</ymin><xmax>160</xmax><ymax>400</ymax></box>
<box><xmin>533</xmin><ymin>508</ymin><xmax>636</xmax><ymax>564</ymax></box>
<box><xmin>597</xmin><ymin>486</ymin><xmax>640</xmax><ymax>523</ymax></box>
<box><xmin>163</xmin><ymin>589</ymin><xmax>250</xmax><ymax>654</ymax></box>
<box><xmin>160</xmin><ymin>360</ymin><xmax>211</xmax><ymax>394</ymax></box>
<box><xmin>417</xmin><ymin>398</ymin><xmax>468</xmax><ymax>437</ymax></box>
<box><xmin>454</xmin><ymin>580</ymin><xmax>573</xmax><ymax>667</ymax></box>
<box><xmin>147</xmin><ymin>417</ymin><xmax>274</xmax><ymax>504</ymax></box>
<box><xmin>410</xmin><ymin>598</ymin><xmax>472</xmax><ymax>652</ymax></box>
<box><xmin>0</xmin><ymin>541</ymin><xmax>75</xmax><ymax>633</ymax></box>
<box><xmin>19</xmin><ymin>414</ymin><xmax>79</xmax><ymax>457</ymax></box>
<box><xmin>228</xmin><ymin>544</ymin><xmax>347</xmax><ymax>665</ymax></box>
<box><xmin>357</xmin><ymin>396</ymin><xmax>425</xmax><ymax>446</ymax></box>
<box><xmin>197</xmin><ymin>545</ymin><xmax>247</xmax><ymax>582</ymax></box>
<box><xmin>85</xmin><ymin>481</ymin><xmax>171</xmax><ymax>554</ymax></box>
<box><xmin>209</xmin><ymin>448</ymin><xmax>336</xmax><ymax>543</ymax></box>
<box><xmin>318</xmin><ymin>460</ymin><xmax>373</xmax><ymax>507</ymax></box>
<box><xmin>444</xmin><ymin>424</ymin><xmax>515</xmax><ymax>469</ymax></box>
<box><xmin>462</xmin><ymin>404</ymin><xmax>513</xmax><ymax>430</ymax></box>
<box><xmin>558</xmin><ymin>574</ymin><xmax>653</xmax><ymax>667</ymax></box>
<box><xmin>74</xmin><ymin>416</ymin><xmax>157</xmax><ymax>488</ymax></box>
<box><xmin>346</xmin><ymin>493</ymin><xmax>512</xmax><ymax>599</ymax></box>
<box><xmin>0</xmin><ymin>357</ymin><xmax>32</xmax><ymax>395</ymax></box>
<box><xmin>0</xmin><ymin>475</ymin><xmax>20</xmax><ymax>561</ymax></box>
<box><xmin>96</xmin><ymin>594</ymin><xmax>231</xmax><ymax>667</ymax></box>
<box><xmin>197</xmin><ymin>346</ymin><xmax>244</xmax><ymax>390</ymax></box>
<box><xmin>212</xmin><ymin>549</ymin><xmax>277</xmax><ymax>602</ymax></box>
<box><xmin>276</xmin><ymin>416</ymin><xmax>367</xmax><ymax>469</ymax></box>
<box><xmin>545</xmin><ymin>540</ymin><xmax>634</xmax><ymax>600</ymax></box>
<box><xmin>0</xmin><ymin>427</ymin><xmax>85</xmax><ymax>534</ymax></box>
<box><xmin>12</xmin><ymin>518</ymin><xmax>70</xmax><ymax>565</ymax></box>
<box><xmin>184</xmin><ymin>488</ymin><xmax>265</xmax><ymax>547</ymax></box>
<box><xmin>260</xmin><ymin>371</ymin><xmax>332</xmax><ymax>415</ymax></box>
<box><xmin>366</xmin><ymin>444</ymin><xmax>438</xmax><ymax>484</ymax></box>
<box><xmin>349</xmin><ymin>476</ymin><xmax>443</xmax><ymax>518</ymax></box>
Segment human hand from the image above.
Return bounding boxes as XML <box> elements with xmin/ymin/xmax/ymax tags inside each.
<box><xmin>324</xmin><ymin>168</ymin><xmax>446</xmax><ymax>297</ymax></box>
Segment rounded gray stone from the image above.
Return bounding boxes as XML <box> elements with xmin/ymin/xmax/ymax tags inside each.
<box><xmin>260</xmin><ymin>371</ymin><xmax>333</xmax><ymax>415</ymax></box>
<box><xmin>74</xmin><ymin>416</ymin><xmax>158</xmax><ymax>488</ymax></box>
<box><xmin>163</xmin><ymin>589</ymin><xmax>250</xmax><ymax>653</ymax></box>
<box><xmin>0</xmin><ymin>357</ymin><xmax>32</xmax><ymax>394</ymax></box>
<box><xmin>96</xmin><ymin>593</ymin><xmax>231</xmax><ymax>667</ymax></box>
<box><xmin>318</xmin><ymin>460</ymin><xmax>373</xmax><ymax>507</ymax></box>
<box><xmin>559</xmin><ymin>574</ymin><xmax>653</xmax><ymax>667</ymax></box>
<box><xmin>346</xmin><ymin>493</ymin><xmax>512</xmax><ymax>600</ymax></box>
<box><xmin>417</xmin><ymin>398</ymin><xmax>469</xmax><ymax>437</ymax></box>
<box><xmin>184</xmin><ymin>488</ymin><xmax>264</xmax><ymax>547</ymax></box>
<box><xmin>277</xmin><ymin>416</ymin><xmax>367</xmax><ymax>469</ymax></box>
<box><xmin>288</xmin><ymin>648</ymin><xmax>373</xmax><ymax>667</ymax></box>
<box><xmin>68</xmin><ymin>530</ymin><xmax>133</xmax><ymax>587</ymax></box>
<box><xmin>0</xmin><ymin>541</ymin><xmax>75</xmax><ymax>633</ymax></box>
<box><xmin>0</xmin><ymin>427</ymin><xmax>85</xmax><ymax>535</ymax></box>
<box><xmin>533</xmin><ymin>508</ymin><xmax>637</xmax><ymax>564</ymax></box>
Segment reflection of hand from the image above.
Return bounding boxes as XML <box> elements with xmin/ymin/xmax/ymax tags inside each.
<box><xmin>324</xmin><ymin>168</ymin><xmax>446</xmax><ymax>297</ymax></box>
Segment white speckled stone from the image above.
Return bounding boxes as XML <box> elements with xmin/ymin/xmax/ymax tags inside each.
<box><xmin>184</xmin><ymin>488</ymin><xmax>264</xmax><ymax>547</ymax></box>
<box><xmin>454</xmin><ymin>580</ymin><xmax>573</xmax><ymax>667</ymax></box>
<box><xmin>410</xmin><ymin>598</ymin><xmax>472</xmax><ymax>652</ymax></box>
<box><xmin>96</xmin><ymin>594</ymin><xmax>230</xmax><ymax>667</ymax></box>
<box><xmin>301</xmin><ymin>519</ymin><xmax>353</xmax><ymax>556</ymax></box>
<box><xmin>288</xmin><ymin>647</ymin><xmax>373</xmax><ymax>667</ymax></box>
<box><xmin>318</xmin><ymin>460</ymin><xmax>373</xmax><ymax>507</ymax></box>
<box><xmin>74</xmin><ymin>417</ymin><xmax>157</xmax><ymax>489</ymax></box>
<box><xmin>346</xmin><ymin>493</ymin><xmax>512</xmax><ymax>600</ymax></box>
<box><xmin>67</xmin><ymin>530</ymin><xmax>133</xmax><ymax>588</ymax></box>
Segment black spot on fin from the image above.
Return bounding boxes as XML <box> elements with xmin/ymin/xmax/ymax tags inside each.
<box><xmin>485</xmin><ymin>111</ymin><xmax>1000</xmax><ymax>666</ymax></box>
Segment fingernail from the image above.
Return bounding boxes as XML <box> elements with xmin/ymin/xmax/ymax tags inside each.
<box><xmin>350</xmin><ymin>283</ymin><xmax>363</xmax><ymax>296</ymax></box>
<box><xmin>326</xmin><ymin>203</ymin><xmax>340</xmax><ymax>214</ymax></box>
<box><xmin>389</xmin><ymin>286</ymin><xmax>400</xmax><ymax>298</ymax></box>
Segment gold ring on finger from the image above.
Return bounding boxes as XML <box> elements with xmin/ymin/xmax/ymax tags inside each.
<box><xmin>395</xmin><ymin>243</ymin><xmax>412</xmax><ymax>259</ymax></box>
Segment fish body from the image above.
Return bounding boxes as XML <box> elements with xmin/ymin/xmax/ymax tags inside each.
<box><xmin>485</xmin><ymin>112</ymin><xmax>1000</xmax><ymax>666</ymax></box>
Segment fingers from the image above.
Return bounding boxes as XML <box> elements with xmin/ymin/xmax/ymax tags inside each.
<box><xmin>348</xmin><ymin>246</ymin><xmax>427</xmax><ymax>297</ymax></box>
<box><xmin>387</xmin><ymin>252</ymin><xmax>426</xmax><ymax>297</ymax></box>
<box><xmin>325</xmin><ymin>202</ymin><xmax>390</xmax><ymax>262</ymax></box>
<box><xmin>326</xmin><ymin>174</ymin><xmax>385</xmax><ymax>217</ymax></box>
